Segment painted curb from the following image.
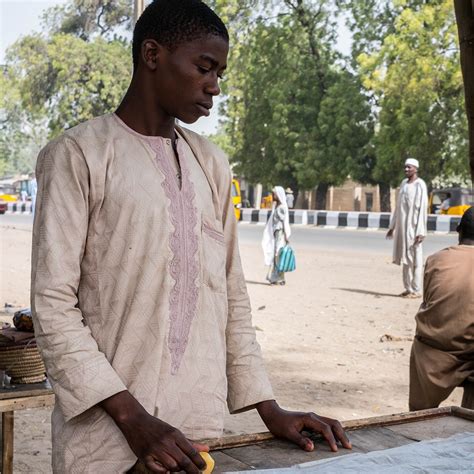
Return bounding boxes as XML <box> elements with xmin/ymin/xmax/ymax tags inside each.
<box><xmin>4</xmin><ymin>202</ymin><xmax>33</xmax><ymax>214</ymax></box>
<box><xmin>240</xmin><ymin>209</ymin><xmax>460</xmax><ymax>233</ymax></box>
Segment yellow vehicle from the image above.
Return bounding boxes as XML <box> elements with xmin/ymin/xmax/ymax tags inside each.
<box><xmin>261</xmin><ymin>193</ymin><xmax>273</xmax><ymax>209</ymax></box>
<box><xmin>231</xmin><ymin>179</ymin><xmax>242</xmax><ymax>220</ymax></box>
<box><xmin>0</xmin><ymin>183</ymin><xmax>18</xmax><ymax>202</ymax></box>
<box><xmin>429</xmin><ymin>187</ymin><xmax>474</xmax><ymax>215</ymax></box>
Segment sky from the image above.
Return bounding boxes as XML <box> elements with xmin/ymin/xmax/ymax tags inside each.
<box><xmin>0</xmin><ymin>0</ymin><xmax>352</xmax><ymax>136</ymax></box>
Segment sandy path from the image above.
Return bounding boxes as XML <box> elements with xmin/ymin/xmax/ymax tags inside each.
<box><xmin>0</xmin><ymin>224</ymin><xmax>461</xmax><ymax>471</ymax></box>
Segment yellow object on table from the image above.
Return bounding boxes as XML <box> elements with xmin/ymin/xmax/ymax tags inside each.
<box><xmin>200</xmin><ymin>452</ymin><xmax>215</xmax><ymax>474</ymax></box>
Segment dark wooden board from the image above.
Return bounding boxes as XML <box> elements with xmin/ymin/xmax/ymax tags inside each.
<box><xmin>388</xmin><ymin>416</ymin><xmax>474</xmax><ymax>441</ymax></box>
<box><xmin>345</xmin><ymin>426</ymin><xmax>414</xmax><ymax>452</ymax></box>
<box><xmin>0</xmin><ymin>380</ymin><xmax>53</xmax><ymax>401</ymax></box>
<box><xmin>210</xmin><ymin>451</ymin><xmax>254</xmax><ymax>473</ymax></box>
<box><xmin>219</xmin><ymin>437</ymin><xmax>361</xmax><ymax>472</ymax></box>
<box><xmin>210</xmin><ymin>410</ymin><xmax>474</xmax><ymax>473</ymax></box>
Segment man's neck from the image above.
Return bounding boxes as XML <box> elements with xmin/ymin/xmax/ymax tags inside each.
<box><xmin>115</xmin><ymin>77</ymin><xmax>176</xmax><ymax>139</ymax></box>
<box><xmin>407</xmin><ymin>174</ymin><xmax>418</xmax><ymax>183</ymax></box>
<box><xmin>459</xmin><ymin>238</ymin><xmax>474</xmax><ymax>246</ymax></box>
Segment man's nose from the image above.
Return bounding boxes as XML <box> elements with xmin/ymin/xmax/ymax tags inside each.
<box><xmin>205</xmin><ymin>75</ymin><xmax>221</xmax><ymax>96</ymax></box>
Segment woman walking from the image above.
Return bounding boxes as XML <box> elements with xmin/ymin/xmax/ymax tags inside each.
<box><xmin>262</xmin><ymin>186</ymin><xmax>292</xmax><ymax>285</ymax></box>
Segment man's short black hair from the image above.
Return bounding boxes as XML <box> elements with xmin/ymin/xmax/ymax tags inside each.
<box><xmin>457</xmin><ymin>206</ymin><xmax>474</xmax><ymax>239</ymax></box>
<box><xmin>132</xmin><ymin>0</ymin><xmax>229</xmax><ymax>69</ymax></box>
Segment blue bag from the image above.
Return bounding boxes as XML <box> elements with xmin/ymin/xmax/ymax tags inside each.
<box><xmin>277</xmin><ymin>245</ymin><xmax>296</xmax><ymax>273</ymax></box>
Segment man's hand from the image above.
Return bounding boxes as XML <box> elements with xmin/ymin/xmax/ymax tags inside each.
<box><xmin>386</xmin><ymin>229</ymin><xmax>394</xmax><ymax>239</ymax></box>
<box><xmin>414</xmin><ymin>235</ymin><xmax>425</xmax><ymax>245</ymax></box>
<box><xmin>256</xmin><ymin>400</ymin><xmax>351</xmax><ymax>453</ymax></box>
<box><xmin>100</xmin><ymin>391</ymin><xmax>208</xmax><ymax>473</ymax></box>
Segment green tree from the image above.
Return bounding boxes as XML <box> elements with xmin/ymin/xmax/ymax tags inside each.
<box><xmin>221</xmin><ymin>1</ymin><xmax>372</xmax><ymax>208</ymax></box>
<box><xmin>6</xmin><ymin>34</ymin><xmax>130</xmax><ymax>137</ymax></box>
<box><xmin>0</xmin><ymin>72</ymin><xmax>47</xmax><ymax>176</ymax></box>
<box><xmin>42</xmin><ymin>0</ymin><xmax>132</xmax><ymax>41</ymax></box>
<box><xmin>0</xmin><ymin>0</ymin><xmax>132</xmax><ymax>176</ymax></box>
<box><xmin>359</xmin><ymin>0</ymin><xmax>469</xmax><ymax>191</ymax></box>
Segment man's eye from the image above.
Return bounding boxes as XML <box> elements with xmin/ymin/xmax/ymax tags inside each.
<box><xmin>198</xmin><ymin>66</ymin><xmax>210</xmax><ymax>74</ymax></box>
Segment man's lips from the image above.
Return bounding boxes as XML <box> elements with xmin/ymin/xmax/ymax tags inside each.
<box><xmin>196</xmin><ymin>102</ymin><xmax>212</xmax><ymax>116</ymax></box>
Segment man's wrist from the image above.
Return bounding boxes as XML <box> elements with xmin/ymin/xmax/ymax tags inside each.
<box><xmin>255</xmin><ymin>399</ymin><xmax>280</xmax><ymax>422</ymax></box>
<box><xmin>100</xmin><ymin>390</ymin><xmax>147</xmax><ymax>427</ymax></box>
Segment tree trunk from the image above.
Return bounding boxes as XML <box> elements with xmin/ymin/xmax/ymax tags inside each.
<box><xmin>315</xmin><ymin>183</ymin><xmax>329</xmax><ymax>210</ymax></box>
<box><xmin>454</xmin><ymin>0</ymin><xmax>474</xmax><ymax>181</ymax></box>
<box><xmin>379</xmin><ymin>183</ymin><xmax>391</xmax><ymax>212</ymax></box>
<box><xmin>295</xmin><ymin>190</ymin><xmax>309</xmax><ymax>209</ymax></box>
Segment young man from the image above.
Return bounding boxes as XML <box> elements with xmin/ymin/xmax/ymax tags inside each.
<box><xmin>409</xmin><ymin>206</ymin><xmax>474</xmax><ymax>411</ymax></box>
<box><xmin>31</xmin><ymin>1</ymin><xmax>350</xmax><ymax>472</ymax></box>
<box><xmin>386</xmin><ymin>158</ymin><xmax>428</xmax><ymax>298</ymax></box>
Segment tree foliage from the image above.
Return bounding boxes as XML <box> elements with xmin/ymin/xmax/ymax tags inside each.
<box><xmin>1</xmin><ymin>0</ymin><xmax>470</xmax><ymax>199</ymax></box>
<box><xmin>0</xmin><ymin>1</ymin><xmax>131</xmax><ymax>175</ymax></box>
<box><xmin>5</xmin><ymin>34</ymin><xmax>130</xmax><ymax>137</ymax></box>
<box><xmin>344</xmin><ymin>0</ymin><xmax>469</xmax><ymax>191</ymax></box>
<box><xmin>41</xmin><ymin>0</ymin><xmax>132</xmax><ymax>41</ymax></box>
<box><xmin>357</xmin><ymin>0</ymin><xmax>469</xmax><ymax>187</ymax></box>
<box><xmin>220</xmin><ymin>0</ymin><xmax>373</xmax><ymax>207</ymax></box>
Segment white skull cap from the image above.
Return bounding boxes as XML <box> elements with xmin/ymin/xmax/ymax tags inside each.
<box><xmin>405</xmin><ymin>158</ymin><xmax>419</xmax><ymax>168</ymax></box>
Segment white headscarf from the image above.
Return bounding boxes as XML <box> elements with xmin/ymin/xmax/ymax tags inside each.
<box><xmin>261</xmin><ymin>186</ymin><xmax>292</xmax><ymax>266</ymax></box>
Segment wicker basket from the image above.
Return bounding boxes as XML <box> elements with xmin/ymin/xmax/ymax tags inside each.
<box><xmin>0</xmin><ymin>340</ymin><xmax>46</xmax><ymax>384</ymax></box>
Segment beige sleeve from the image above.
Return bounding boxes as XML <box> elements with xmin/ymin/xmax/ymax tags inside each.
<box><xmin>31</xmin><ymin>136</ymin><xmax>126</xmax><ymax>422</ymax></box>
<box><xmin>217</xmin><ymin>163</ymin><xmax>274</xmax><ymax>413</ymax></box>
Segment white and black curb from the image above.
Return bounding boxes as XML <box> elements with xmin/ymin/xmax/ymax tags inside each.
<box><xmin>240</xmin><ymin>209</ymin><xmax>461</xmax><ymax>233</ymax></box>
<box><xmin>4</xmin><ymin>202</ymin><xmax>33</xmax><ymax>213</ymax></box>
<box><xmin>4</xmin><ymin>205</ymin><xmax>461</xmax><ymax>233</ymax></box>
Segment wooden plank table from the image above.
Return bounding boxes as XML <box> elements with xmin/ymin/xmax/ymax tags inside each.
<box><xmin>202</xmin><ymin>407</ymin><xmax>474</xmax><ymax>472</ymax></box>
<box><xmin>0</xmin><ymin>380</ymin><xmax>54</xmax><ymax>474</ymax></box>
<box><xmin>130</xmin><ymin>406</ymin><xmax>474</xmax><ymax>473</ymax></box>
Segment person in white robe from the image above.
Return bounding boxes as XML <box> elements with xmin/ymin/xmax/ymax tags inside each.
<box><xmin>285</xmin><ymin>188</ymin><xmax>294</xmax><ymax>209</ymax></box>
<box><xmin>262</xmin><ymin>186</ymin><xmax>291</xmax><ymax>285</ymax></box>
<box><xmin>386</xmin><ymin>158</ymin><xmax>428</xmax><ymax>298</ymax></box>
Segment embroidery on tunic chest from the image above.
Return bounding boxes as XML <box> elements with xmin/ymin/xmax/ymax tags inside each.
<box><xmin>148</xmin><ymin>139</ymin><xmax>199</xmax><ymax>375</ymax></box>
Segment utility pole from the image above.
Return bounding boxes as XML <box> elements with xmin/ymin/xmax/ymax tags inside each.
<box><xmin>134</xmin><ymin>0</ymin><xmax>145</xmax><ymax>25</ymax></box>
<box><xmin>454</xmin><ymin>0</ymin><xmax>474</xmax><ymax>181</ymax></box>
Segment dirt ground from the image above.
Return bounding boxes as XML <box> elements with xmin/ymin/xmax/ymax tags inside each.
<box><xmin>0</xmin><ymin>222</ymin><xmax>462</xmax><ymax>472</ymax></box>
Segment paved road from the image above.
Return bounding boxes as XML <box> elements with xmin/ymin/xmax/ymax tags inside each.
<box><xmin>0</xmin><ymin>213</ymin><xmax>33</xmax><ymax>230</ymax></box>
<box><xmin>1</xmin><ymin>213</ymin><xmax>457</xmax><ymax>257</ymax></box>
<box><xmin>238</xmin><ymin>224</ymin><xmax>457</xmax><ymax>258</ymax></box>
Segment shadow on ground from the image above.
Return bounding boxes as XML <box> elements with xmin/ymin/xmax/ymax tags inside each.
<box><xmin>334</xmin><ymin>288</ymin><xmax>400</xmax><ymax>298</ymax></box>
<box><xmin>246</xmin><ymin>280</ymin><xmax>271</xmax><ymax>286</ymax></box>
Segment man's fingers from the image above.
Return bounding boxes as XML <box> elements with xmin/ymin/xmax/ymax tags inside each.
<box><xmin>175</xmin><ymin>439</ymin><xmax>206</xmax><ymax>472</ymax></box>
<box><xmin>143</xmin><ymin>456</ymin><xmax>169</xmax><ymax>474</ymax></box>
<box><xmin>191</xmin><ymin>441</ymin><xmax>210</xmax><ymax>453</ymax></box>
<box><xmin>286</xmin><ymin>429</ymin><xmax>314</xmax><ymax>452</ymax></box>
<box><xmin>307</xmin><ymin>417</ymin><xmax>338</xmax><ymax>452</ymax></box>
<box><xmin>330</xmin><ymin>421</ymin><xmax>352</xmax><ymax>450</ymax></box>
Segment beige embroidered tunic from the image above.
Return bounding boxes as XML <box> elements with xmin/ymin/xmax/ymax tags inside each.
<box><xmin>31</xmin><ymin>114</ymin><xmax>274</xmax><ymax>473</ymax></box>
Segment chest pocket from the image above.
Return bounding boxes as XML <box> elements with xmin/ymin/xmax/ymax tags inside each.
<box><xmin>201</xmin><ymin>215</ymin><xmax>227</xmax><ymax>293</ymax></box>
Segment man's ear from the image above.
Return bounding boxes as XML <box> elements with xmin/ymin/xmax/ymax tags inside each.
<box><xmin>141</xmin><ymin>39</ymin><xmax>163</xmax><ymax>71</ymax></box>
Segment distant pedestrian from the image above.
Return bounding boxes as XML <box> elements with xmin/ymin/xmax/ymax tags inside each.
<box><xmin>285</xmin><ymin>188</ymin><xmax>294</xmax><ymax>209</ymax></box>
<box><xmin>440</xmin><ymin>192</ymin><xmax>451</xmax><ymax>213</ymax></box>
<box><xmin>20</xmin><ymin>189</ymin><xmax>28</xmax><ymax>203</ymax></box>
<box><xmin>30</xmin><ymin>174</ymin><xmax>37</xmax><ymax>217</ymax></box>
<box><xmin>386</xmin><ymin>158</ymin><xmax>428</xmax><ymax>298</ymax></box>
<box><xmin>409</xmin><ymin>206</ymin><xmax>474</xmax><ymax>410</ymax></box>
<box><xmin>262</xmin><ymin>186</ymin><xmax>291</xmax><ymax>285</ymax></box>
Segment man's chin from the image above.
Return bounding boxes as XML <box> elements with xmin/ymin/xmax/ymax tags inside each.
<box><xmin>176</xmin><ymin>114</ymin><xmax>201</xmax><ymax>125</ymax></box>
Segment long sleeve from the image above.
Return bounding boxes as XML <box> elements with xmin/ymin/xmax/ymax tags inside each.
<box><xmin>415</xmin><ymin>181</ymin><xmax>428</xmax><ymax>237</ymax></box>
<box><xmin>219</xmin><ymin>168</ymin><xmax>274</xmax><ymax>413</ymax></box>
<box><xmin>31</xmin><ymin>136</ymin><xmax>127</xmax><ymax>422</ymax></box>
<box><xmin>389</xmin><ymin>181</ymin><xmax>404</xmax><ymax>230</ymax></box>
